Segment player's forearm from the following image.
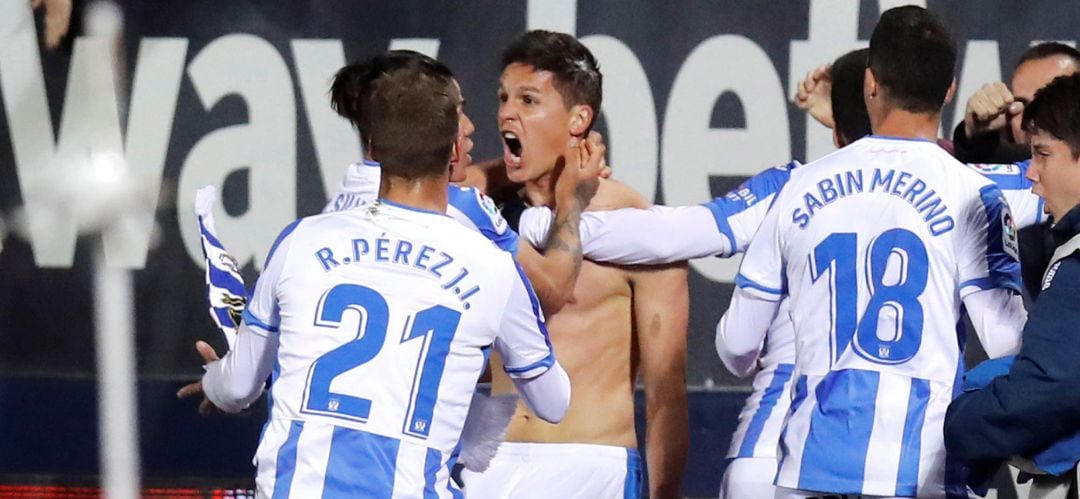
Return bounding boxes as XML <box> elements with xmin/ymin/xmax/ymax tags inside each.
<box><xmin>645</xmin><ymin>382</ymin><xmax>689</xmax><ymax>499</ymax></box>
<box><xmin>537</xmin><ymin>184</ymin><xmax>591</xmax><ymax>304</ymax></box>
<box><xmin>716</xmin><ymin>288</ymin><xmax>778</xmax><ymax>377</ymax></box>
<box><xmin>520</xmin><ymin>205</ymin><xmax>733</xmax><ymax>265</ymax></box>
<box><xmin>202</xmin><ymin>325</ymin><xmax>278</xmax><ymax>413</ymax></box>
<box><xmin>511</xmin><ymin>361</ymin><xmax>570</xmax><ymax>423</ymax></box>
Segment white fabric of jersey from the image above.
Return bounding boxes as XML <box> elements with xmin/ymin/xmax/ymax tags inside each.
<box><xmin>727</xmin><ymin>136</ymin><xmax>1026</xmax><ymax>498</ymax></box>
<box><xmin>324</xmin><ymin>160</ymin><xmax>520</xmax><ymax>254</ymax></box>
<box><xmin>202</xmin><ymin>201</ymin><xmax>558</xmax><ymax>498</ymax></box>
<box><xmin>517</xmin><ymin>162</ymin><xmax>800</xmax><ymax>262</ymax></box>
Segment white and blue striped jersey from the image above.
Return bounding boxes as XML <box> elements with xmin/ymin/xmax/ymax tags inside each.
<box><xmin>244</xmin><ymin>201</ymin><xmax>554</xmax><ymax>498</ymax></box>
<box><xmin>736</xmin><ymin>136</ymin><xmax>1024</xmax><ymax>497</ymax></box>
<box><xmin>324</xmin><ymin>160</ymin><xmax>520</xmax><ymax>254</ymax></box>
<box><xmin>967</xmin><ymin>160</ymin><xmax>1047</xmax><ymax>228</ymax></box>
<box><xmin>725</xmin><ymin>158</ymin><xmax>1042</xmax><ymax>462</ymax></box>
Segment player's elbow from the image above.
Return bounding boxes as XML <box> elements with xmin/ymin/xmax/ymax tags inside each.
<box><xmin>515</xmin><ymin>362</ymin><xmax>571</xmax><ymax>423</ymax></box>
<box><xmin>715</xmin><ymin>320</ymin><xmax>758</xmax><ymax>377</ymax></box>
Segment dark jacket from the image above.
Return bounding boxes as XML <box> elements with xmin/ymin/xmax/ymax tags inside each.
<box><xmin>945</xmin><ymin>204</ymin><xmax>1080</xmax><ymax>466</ymax></box>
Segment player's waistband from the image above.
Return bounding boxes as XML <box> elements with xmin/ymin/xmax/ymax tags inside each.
<box><xmin>497</xmin><ymin>442</ymin><xmax>640</xmax><ymax>461</ymax></box>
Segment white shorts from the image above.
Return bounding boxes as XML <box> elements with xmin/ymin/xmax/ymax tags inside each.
<box><xmin>460</xmin><ymin>442</ymin><xmax>642</xmax><ymax>499</ymax></box>
<box><xmin>720</xmin><ymin>457</ymin><xmax>778</xmax><ymax>499</ymax></box>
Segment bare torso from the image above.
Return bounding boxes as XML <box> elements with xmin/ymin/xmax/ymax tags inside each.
<box><xmin>491</xmin><ymin>179</ymin><xmax>649</xmax><ymax>448</ymax></box>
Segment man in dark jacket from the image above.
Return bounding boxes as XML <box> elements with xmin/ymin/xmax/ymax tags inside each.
<box><xmin>946</xmin><ymin>72</ymin><xmax>1080</xmax><ymax>493</ymax></box>
<box><xmin>954</xmin><ymin>43</ymin><xmax>1080</xmax><ymax>299</ymax></box>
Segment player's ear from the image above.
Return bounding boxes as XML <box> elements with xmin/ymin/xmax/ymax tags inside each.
<box><xmin>569</xmin><ymin>104</ymin><xmax>593</xmax><ymax>137</ymax></box>
<box><xmin>944</xmin><ymin>78</ymin><xmax>957</xmax><ymax>106</ymax></box>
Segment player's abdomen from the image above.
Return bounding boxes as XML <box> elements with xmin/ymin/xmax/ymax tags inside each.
<box><xmin>497</xmin><ymin>261</ymin><xmax>638</xmax><ymax>448</ymax></box>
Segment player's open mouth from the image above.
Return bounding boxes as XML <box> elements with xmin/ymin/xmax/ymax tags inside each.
<box><xmin>502</xmin><ymin>132</ymin><xmax>523</xmax><ymax>168</ymax></box>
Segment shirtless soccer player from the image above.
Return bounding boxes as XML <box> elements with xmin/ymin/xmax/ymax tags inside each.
<box><xmin>460</xmin><ymin>30</ymin><xmax>690</xmax><ymax>499</ymax></box>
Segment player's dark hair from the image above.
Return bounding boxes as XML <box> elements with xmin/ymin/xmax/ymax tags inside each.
<box><xmin>330</xmin><ymin>50</ymin><xmax>455</xmax><ymax>146</ymax></box>
<box><xmin>868</xmin><ymin>6</ymin><xmax>956</xmax><ymax>113</ymax></box>
<box><xmin>1023</xmin><ymin>73</ymin><xmax>1080</xmax><ymax>159</ymax></box>
<box><xmin>1017</xmin><ymin>42</ymin><xmax>1080</xmax><ymax>68</ymax></box>
<box><xmin>501</xmin><ymin>30</ymin><xmax>602</xmax><ymax>132</ymax></box>
<box><xmin>365</xmin><ymin>62</ymin><xmax>459</xmax><ymax>178</ymax></box>
<box><xmin>831</xmin><ymin>48</ymin><xmax>872</xmax><ymax>144</ymax></box>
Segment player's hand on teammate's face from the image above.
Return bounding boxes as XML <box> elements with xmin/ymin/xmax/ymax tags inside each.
<box><xmin>964</xmin><ymin>81</ymin><xmax>1024</xmax><ymax>138</ymax></box>
<box><xmin>177</xmin><ymin>340</ymin><xmax>225</xmax><ymax>416</ymax></box>
<box><xmin>794</xmin><ymin>64</ymin><xmax>835</xmax><ymax>129</ymax></box>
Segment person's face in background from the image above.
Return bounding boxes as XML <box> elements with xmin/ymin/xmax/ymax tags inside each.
<box><xmin>1009</xmin><ymin>55</ymin><xmax>1079</xmax><ymax>144</ymax></box>
<box><xmin>1027</xmin><ymin>130</ymin><xmax>1080</xmax><ymax>220</ymax></box>
<box><xmin>448</xmin><ymin>79</ymin><xmax>476</xmax><ymax>183</ymax></box>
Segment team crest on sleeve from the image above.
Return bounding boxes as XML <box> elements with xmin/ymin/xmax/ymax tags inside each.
<box><xmin>970</xmin><ymin>163</ymin><xmax>1020</xmax><ymax>175</ymax></box>
<box><xmin>477</xmin><ymin>190</ymin><xmax>509</xmax><ymax>235</ymax></box>
<box><xmin>1001</xmin><ymin>204</ymin><xmax>1019</xmax><ymax>260</ymax></box>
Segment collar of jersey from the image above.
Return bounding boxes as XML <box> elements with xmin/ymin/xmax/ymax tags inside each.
<box><xmin>377</xmin><ymin>198</ymin><xmax>450</xmax><ymax>218</ymax></box>
<box><xmin>867</xmin><ymin>134</ymin><xmax>935</xmax><ymax>143</ymax></box>
<box><xmin>361</xmin><ymin>159</ymin><xmax>380</xmax><ymax>167</ymax></box>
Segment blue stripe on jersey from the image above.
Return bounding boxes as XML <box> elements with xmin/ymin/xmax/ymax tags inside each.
<box><xmin>737</xmin><ymin>363</ymin><xmax>795</xmax><ymax>457</ymax></box>
<box><xmin>624</xmin><ymin>448</ymin><xmax>643</xmax><ymax>499</ymax></box>
<box><xmin>264</xmin><ymin>219</ymin><xmax>301</xmax><ymax>269</ymax></box>
<box><xmin>197</xmin><ymin>216</ymin><xmax>225</xmax><ymax>249</ymax></box>
<box><xmin>503</xmin><ymin>354</ymin><xmax>555</xmax><ymax>375</ymax></box>
<box><xmin>208</xmin><ymin>264</ymin><xmax>246</xmax><ymax>297</ymax></box>
<box><xmin>448</xmin><ymin>186</ymin><xmax>520</xmax><ymax>254</ymax></box>
<box><xmin>513</xmin><ymin>261</ymin><xmax>553</xmax><ymax>352</ymax></box>
<box><xmin>323</xmin><ymin>426</ymin><xmax>401</xmax><ymax>497</ymax></box>
<box><xmin>701</xmin><ymin>162</ymin><xmax>796</xmax><ymax>252</ymax></box>
<box><xmin>445</xmin><ymin>445</ymin><xmax>464</xmax><ymax>499</ymax></box>
<box><xmin>778</xmin><ymin>375</ymin><xmax>809</xmax><ymax>469</ymax></box>
<box><xmin>242</xmin><ymin>308</ymin><xmax>279</xmax><ymax>333</ymax></box>
<box><xmin>797</xmin><ymin>369</ymin><xmax>879</xmax><ymax>494</ymax></box>
<box><xmin>212</xmin><ymin>307</ymin><xmax>235</xmax><ymax>328</ymax></box>
<box><xmin>270</xmin><ymin>420</ymin><xmax>304</xmax><ymax>499</ymax></box>
<box><xmin>423</xmin><ymin>447</ymin><xmax>442</xmax><ymax>499</ymax></box>
<box><xmin>896</xmin><ymin>378</ymin><xmax>931</xmax><ymax>496</ymax></box>
<box><xmin>975</xmin><ymin>184</ymin><xmax>1023</xmax><ymax>294</ymax></box>
<box><xmin>735</xmin><ymin>273</ymin><xmax>785</xmax><ymax>296</ymax></box>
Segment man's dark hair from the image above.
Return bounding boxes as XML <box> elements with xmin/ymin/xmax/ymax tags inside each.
<box><xmin>365</xmin><ymin>63</ymin><xmax>459</xmax><ymax>178</ymax></box>
<box><xmin>1024</xmin><ymin>73</ymin><xmax>1080</xmax><ymax>159</ymax></box>
<box><xmin>501</xmin><ymin>30</ymin><xmax>602</xmax><ymax>132</ymax></box>
<box><xmin>330</xmin><ymin>50</ymin><xmax>455</xmax><ymax>146</ymax></box>
<box><xmin>831</xmin><ymin>48</ymin><xmax>872</xmax><ymax>144</ymax></box>
<box><xmin>868</xmin><ymin>6</ymin><xmax>956</xmax><ymax>113</ymax></box>
<box><xmin>1017</xmin><ymin>42</ymin><xmax>1080</xmax><ymax>68</ymax></box>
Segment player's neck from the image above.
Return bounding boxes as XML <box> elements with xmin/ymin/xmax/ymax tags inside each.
<box><xmin>380</xmin><ymin>175</ymin><xmax>449</xmax><ymax>213</ymax></box>
<box><xmin>872</xmin><ymin>109</ymin><xmax>942</xmax><ymax>142</ymax></box>
<box><xmin>523</xmin><ymin>173</ymin><xmax>556</xmax><ymax>207</ymax></box>
<box><xmin>522</xmin><ymin>148</ymin><xmax>580</xmax><ymax>208</ymax></box>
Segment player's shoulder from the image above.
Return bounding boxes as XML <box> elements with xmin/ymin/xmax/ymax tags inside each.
<box><xmin>587</xmin><ymin>178</ymin><xmax>650</xmax><ymax>211</ymax></box>
<box><xmin>447</xmin><ymin>184</ymin><xmax>510</xmax><ymax>233</ymax></box>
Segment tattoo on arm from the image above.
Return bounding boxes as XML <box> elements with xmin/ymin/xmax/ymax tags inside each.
<box><xmin>544</xmin><ymin>196</ymin><xmax>586</xmax><ymax>276</ymax></box>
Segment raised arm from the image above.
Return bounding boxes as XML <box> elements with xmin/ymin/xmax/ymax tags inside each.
<box><xmin>512</xmin><ymin>138</ymin><xmax>604</xmax><ymax>313</ymax></box>
<box><xmin>517</xmin><ymin>163</ymin><xmax>795</xmax><ymax>265</ymax></box>
<box><xmin>630</xmin><ymin>263</ymin><xmax>689</xmax><ymax>499</ymax></box>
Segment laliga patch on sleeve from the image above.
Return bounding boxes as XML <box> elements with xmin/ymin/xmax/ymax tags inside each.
<box><xmin>1001</xmin><ymin>204</ymin><xmax>1019</xmax><ymax>260</ymax></box>
<box><xmin>476</xmin><ymin>190</ymin><xmax>509</xmax><ymax>235</ymax></box>
<box><xmin>969</xmin><ymin>163</ymin><xmax>1021</xmax><ymax>175</ymax></box>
